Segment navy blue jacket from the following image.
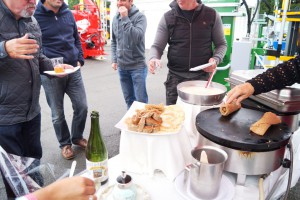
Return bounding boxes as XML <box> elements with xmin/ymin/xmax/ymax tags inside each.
<box><xmin>34</xmin><ymin>0</ymin><xmax>84</xmax><ymax>67</ymax></box>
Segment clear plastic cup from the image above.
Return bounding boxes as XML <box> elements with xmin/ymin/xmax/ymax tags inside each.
<box><xmin>51</xmin><ymin>57</ymin><xmax>64</xmax><ymax>73</ymax></box>
<box><xmin>154</xmin><ymin>62</ymin><xmax>162</xmax><ymax>74</ymax></box>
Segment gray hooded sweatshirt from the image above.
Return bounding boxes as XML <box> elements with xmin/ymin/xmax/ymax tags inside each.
<box><xmin>111</xmin><ymin>4</ymin><xmax>147</xmax><ymax>69</ymax></box>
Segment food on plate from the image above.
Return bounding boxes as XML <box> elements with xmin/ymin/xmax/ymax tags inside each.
<box><xmin>250</xmin><ymin>112</ymin><xmax>281</xmax><ymax>136</ymax></box>
<box><xmin>219</xmin><ymin>101</ymin><xmax>241</xmax><ymax>116</ymax></box>
<box><xmin>54</xmin><ymin>65</ymin><xmax>65</xmax><ymax>73</ymax></box>
<box><xmin>125</xmin><ymin>103</ymin><xmax>184</xmax><ymax>134</ymax></box>
<box><xmin>160</xmin><ymin>105</ymin><xmax>185</xmax><ymax>132</ymax></box>
<box><xmin>179</xmin><ymin>86</ymin><xmax>224</xmax><ymax>95</ymax></box>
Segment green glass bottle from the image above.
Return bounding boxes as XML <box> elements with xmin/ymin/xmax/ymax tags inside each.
<box><xmin>86</xmin><ymin>111</ymin><xmax>108</xmax><ymax>186</ymax></box>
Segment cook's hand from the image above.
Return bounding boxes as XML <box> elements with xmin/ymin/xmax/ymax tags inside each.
<box><xmin>203</xmin><ymin>58</ymin><xmax>217</xmax><ymax>72</ymax></box>
<box><xmin>33</xmin><ymin>176</ymin><xmax>96</xmax><ymax>200</ymax></box>
<box><xmin>118</xmin><ymin>6</ymin><xmax>128</xmax><ymax>18</ymax></box>
<box><xmin>77</xmin><ymin>61</ymin><xmax>81</xmax><ymax>67</ymax></box>
<box><xmin>148</xmin><ymin>58</ymin><xmax>161</xmax><ymax>74</ymax></box>
<box><xmin>226</xmin><ymin>82</ymin><xmax>255</xmax><ymax>106</ymax></box>
<box><xmin>5</xmin><ymin>33</ymin><xmax>39</xmax><ymax>59</ymax></box>
<box><xmin>112</xmin><ymin>63</ymin><xmax>118</xmax><ymax>70</ymax></box>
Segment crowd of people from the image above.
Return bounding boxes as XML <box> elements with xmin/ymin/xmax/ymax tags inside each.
<box><xmin>1</xmin><ymin>0</ymin><xmax>299</xmax><ymax>199</ymax></box>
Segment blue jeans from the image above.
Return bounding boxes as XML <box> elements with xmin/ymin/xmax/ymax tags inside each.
<box><xmin>41</xmin><ymin>70</ymin><xmax>88</xmax><ymax>148</ymax></box>
<box><xmin>118</xmin><ymin>67</ymin><xmax>148</xmax><ymax>109</ymax></box>
<box><xmin>0</xmin><ymin>113</ymin><xmax>42</xmax><ymax>159</ymax></box>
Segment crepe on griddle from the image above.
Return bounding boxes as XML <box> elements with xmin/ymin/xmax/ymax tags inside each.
<box><xmin>250</xmin><ymin>112</ymin><xmax>281</xmax><ymax>136</ymax></box>
<box><xmin>219</xmin><ymin>101</ymin><xmax>241</xmax><ymax>116</ymax></box>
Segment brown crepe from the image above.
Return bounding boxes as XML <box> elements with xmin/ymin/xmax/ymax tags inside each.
<box><xmin>250</xmin><ymin>112</ymin><xmax>281</xmax><ymax>136</ymax></box>
<box><xmin>219</xmin><ymin>102</ymin><xmax>241</xmax><ymax>116</ymax></box>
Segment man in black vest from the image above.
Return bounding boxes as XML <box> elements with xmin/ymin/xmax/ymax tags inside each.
<box><xmin>149</xmin><ymin>0</ymin><xmax>227</xmax><ymax>105</ymax></box>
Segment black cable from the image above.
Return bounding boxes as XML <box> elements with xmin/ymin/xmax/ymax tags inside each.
<box><xmin>250</xmin><ymin>0</ymin><xmax>260</xmax><ymax>24</ymax></box>
<box><xmin>242</xmin><ymin>0</ymin><xmax>251</xmax><ymax>35</ymax></box>
<box><xmin>261</xmin><ymin>0</ymin><xmax>272</xmax><ymax>14</ymax></box>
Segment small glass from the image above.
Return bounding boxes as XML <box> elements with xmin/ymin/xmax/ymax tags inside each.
<box><xmin>154</xmin><ymin>62</ymin><xmax>162</xmax><ymax>74</ymax></box>
<box><xmin>51</xmin><ymin>57</ymin><xmax>64</xmax><ymax>73</ymax></box>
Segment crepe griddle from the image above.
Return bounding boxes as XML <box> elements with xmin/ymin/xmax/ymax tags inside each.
<box><xmin>196</xmin><ymin>108</ymin><xmax>291</xmax><ymax>152</ymax></box>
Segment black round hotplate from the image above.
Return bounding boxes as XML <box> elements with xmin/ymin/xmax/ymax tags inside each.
<box><xmin>196</xmin><ymin>108</ymin><xmax>291</xmax><ymax>152</ymax></box>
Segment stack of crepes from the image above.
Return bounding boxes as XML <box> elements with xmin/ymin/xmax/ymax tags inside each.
<box><xmin>219</xmin><ymin>101</ymin><xmax>241</xmax><ymax>116</ymax></box>
<box><xmin>160</xmin><ymin>105</ymin><xmax>185</xmax><ymax>132</ymax></box>
<box><xmin>250</xmin><ymin>112</ymin><xmax>281</xmax><ymax>136</ymax></box>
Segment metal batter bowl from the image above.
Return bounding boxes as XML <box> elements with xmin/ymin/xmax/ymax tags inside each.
<box><xmin>177</xmin><ymin>80</ymin><xmax>227</xmax><ymax>105</ymax></box>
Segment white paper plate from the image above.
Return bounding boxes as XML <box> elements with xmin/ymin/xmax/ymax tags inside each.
<box><xmin>98</xmin><ymin>184</ymin><xmax>150</xmax><ymax>200</ymax></box>
<box><xmin>124</xmin><ymin>126</ymin><xmax>182</xmax><ymax>136</ymax></box>
<box><xmin>44</xmin><ymin>66</ymin><xmax>80</xmax><ymax>76</ymax></box>
<box><xmin>189</xmin><ymin>63</ymin><xmax>213</xmax><ymax>71</ymax></box>
<box><xmin>174</xmin><ymin>170</ymin><xmax>235</xmax><ymax>200</ymax></box>
<box><xmin>115</xmin><ymin>101</ymin><xmax>183</xmax><ymax>136</ymax></box>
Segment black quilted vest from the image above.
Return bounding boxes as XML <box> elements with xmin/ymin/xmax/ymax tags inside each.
<box><xmin>165</xmin><ymin>5</ymin><xmax>216</xmax><ymax>73</ymax></box>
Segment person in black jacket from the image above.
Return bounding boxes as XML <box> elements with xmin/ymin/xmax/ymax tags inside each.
<box><xmin>0</xmin><ymin>0</ymin><xmax>74</xmax><ymax>197</ymax></box>
<box><xmin>148</xmin><ymin>0</ymin><xmax>227</xmax><ymax>105</ymax></box>
<box><xmin>34</xmin><ymin>0</ymin><xmax>88</xmax><ymax>160</ymax></box>
<box><xmin>226</xmin><ymin>55</ymin><xmax>300</xmax><ymax>105</ymax></box>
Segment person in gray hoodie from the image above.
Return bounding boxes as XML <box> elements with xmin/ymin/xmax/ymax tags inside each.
<box><xmin>111</xmin><ymin>0</ymin><xmax>148</xmax><ymax>109</ymax></box>
<box><xmin>149</xmin><ymin>0</ymin><xmax>227</xmax><ymax>105</ymax></box>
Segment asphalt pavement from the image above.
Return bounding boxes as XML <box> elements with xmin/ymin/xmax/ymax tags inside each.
<box><xmin>8</xmin><ymin>45</ymin><xmax>300</xmax><ymax>199</ymax></box>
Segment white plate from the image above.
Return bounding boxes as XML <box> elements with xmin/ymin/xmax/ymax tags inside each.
<box><xmin>115</xmin><ymin>101</ymin><xmax>183</xmax><ymax>136</ymax></box>
<box><xmin>98</xmin><ymin>184</ymin><xmax>150</xmax><ymax>200</ymax></box>
<box><xmin>174</xmin><ymin>170</ymin><xmax>235</xmax><ymax>200</ymax></box>
<box><xmin>124</xmin><ymin>126</ymin><xmax>183</xmax><ymax>136</ymax></box>
<box><xmin>189</xmin><ymin>63</ymin><xmax>213</xmax><ymax>71</ymax></box>
<box><xmin>44</xmin><ymin>66</ymin><xmax>80</xmax><ymax>76</ymax></box>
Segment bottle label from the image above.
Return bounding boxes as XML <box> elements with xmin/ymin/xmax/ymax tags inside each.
<box><xmin>86</xmin><ymin>159</ymin><xmax>108</xmax><ymax>183</ymax></box>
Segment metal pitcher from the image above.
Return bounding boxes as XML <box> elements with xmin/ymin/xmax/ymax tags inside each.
<box><xmin>186</xmin><ymin>146</ymin><xmax>228</xmax><ymax>199</ymax></box>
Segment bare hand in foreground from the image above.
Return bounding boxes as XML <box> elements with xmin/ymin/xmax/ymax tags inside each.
<box><xmin>226</xmin><ymin>82</ymin><xmax>255</xmax><ymax>106</ymax></box>
<box><xmin>5</xmin><ymin>34</ymin><xmax>39</xmax><ymax>59</ymax></box>
<box><xmin>203</xmin><ymin>58</ymin><xmax>217</xmax><ymax>73</ymax></box>
<box><xmin>33</xmin><ymin>176</ymin><xmax>96</xmax><ymax>200</ymax></box>
<box><xmin>148</xmin><ymin>58</ymin><xmax>162</xmax><ymax>74</ymax></box>
<box><xmin>118</xmin><ymin>6</ymin><xmax>128</xmax><ymax>18</ymax></box>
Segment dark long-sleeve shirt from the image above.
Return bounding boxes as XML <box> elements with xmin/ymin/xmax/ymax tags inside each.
<box><xmin>248</xmin><ymin>55</ymin><xmax>300</xmax><ymax>95</ymax></box>
<box><xmin>34</xmin><ymin>0</ymin><xmax>84</xmax><ymax>67</ymax></box>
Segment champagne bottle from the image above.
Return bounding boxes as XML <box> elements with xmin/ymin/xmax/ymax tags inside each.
<box><xmin>86</xmin><ymin>111</ymin><xmax>108</xmax><ymax>186</ymax></box>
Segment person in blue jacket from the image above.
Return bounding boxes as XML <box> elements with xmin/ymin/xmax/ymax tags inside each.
<box><xmin>34</xmin><ymin>0</ymin><xmax>88</xmax><ymax>160</ymax></box>
<box><xmin>111</xmin><ymin>0</ymin><xmax>148</xmax><ymax>109</ymax></box>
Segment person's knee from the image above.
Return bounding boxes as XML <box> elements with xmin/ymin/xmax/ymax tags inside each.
<box><xmin>51</xmin><ymin>109</ymin><xmax>65</xmax><ymax>123</ymax></box>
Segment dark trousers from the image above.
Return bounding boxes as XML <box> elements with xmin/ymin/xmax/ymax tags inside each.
<box><xmin>164</xmin><ymin>72</ymin><xmax>208</xmax><ymax>105</ymax></box>
<box><xmin>0</xmin><ymin>113</ymin><xmax>42</xmax><ymax>159</ymax></box>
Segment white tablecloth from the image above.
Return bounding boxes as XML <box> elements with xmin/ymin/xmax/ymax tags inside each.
<box><xmin>176</xmin><ymin>98</ymin><xmax>221</xmax><ymax>148</ymax></box>
<box><xmin>119</xmin><ymin>126</ymin><xmax>193</xmax><ymax>181</ymax></box>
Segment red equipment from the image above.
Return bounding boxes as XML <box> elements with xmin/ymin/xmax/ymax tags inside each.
<box><xmin>71</xmin><ymin>0</ymin><xmax>106</xmax><ymax>58</ymax></box>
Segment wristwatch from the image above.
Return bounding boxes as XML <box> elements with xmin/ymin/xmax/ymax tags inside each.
<box><xmin>0</xmin><ymin>41</ymin><xmax>8</xmax><ymax>58</ymax></box>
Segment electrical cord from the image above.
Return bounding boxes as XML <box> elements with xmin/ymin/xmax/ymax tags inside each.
<box><xmin>282</xmin><ymin>138</ymin><xmax>293</xmax><ymax>200</ymax></box>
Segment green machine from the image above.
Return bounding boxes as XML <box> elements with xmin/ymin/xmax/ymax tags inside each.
<box><xmin>202</xmin><ymin>0</ymin><xmax>243</xmax><ymax>90</ymax></box>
